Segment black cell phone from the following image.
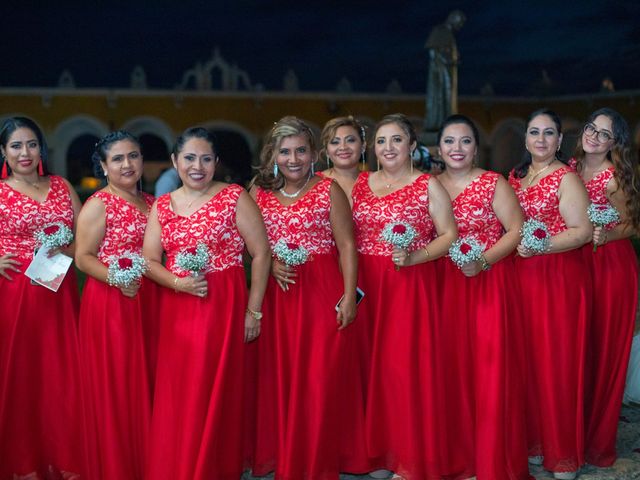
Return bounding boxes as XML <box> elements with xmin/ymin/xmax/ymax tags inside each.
<box><xmin>335</xmin><ymin>287</ymin><xmax>365</xmax><ymax>312</ymax></box>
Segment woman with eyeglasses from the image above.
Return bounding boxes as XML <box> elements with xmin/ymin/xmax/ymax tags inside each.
<box><xmin>508</xmin><ymin>109</ymin><xmax>592</xmax><ymax>480</ymax></box>
<box><xmin>570</xmin><ymin>108</ymin><xmax>639</xmax><ymax>468</ymax></box>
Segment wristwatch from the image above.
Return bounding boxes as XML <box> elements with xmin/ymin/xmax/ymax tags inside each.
<box><xmin>479</xmin><ymin>255</ymin><xmax>491</xmax><ymax>271</ymax></box>
<box><xmin>246</xmin><ymin>307</ymin><xmax>263</xmax><ymax>320</ymax></box>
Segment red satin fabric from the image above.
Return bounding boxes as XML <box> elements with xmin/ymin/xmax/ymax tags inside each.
<box><xmin>437</xmin><ymin>256</ymin><xmax>532</xmax><ymax>480</ymax></box>
<box><xmin>79</xmin><ymin>277</ymin><xmax>152</xmax><ymax>479</ymax></box>
<box><xmin>146</xmin><ymin>267</ymin><xmax>248</xmax><ymax>480</ymax></box>
<box><xmin>358</xmin><ymin>255</ymin><xmax>460</xmax><ymax>480</ymax></box>
<box><xmin>251</xmin><ymin>254</ymin><xmax>369</xmax><ymax>479</ymax></box>
<box><xmin>515</xmin><ymin>250</ymin><xmax>592</xmax><ymax>473</ymax></box>
<box><xmin>0</xmin><ymin>270</ymin><xmax>88</xmax><ymax>479</ymax></box>
<box><xmin>583</xmin><ymin>239</ymin><xmax>639</xmax><ymax>466</ymax></box>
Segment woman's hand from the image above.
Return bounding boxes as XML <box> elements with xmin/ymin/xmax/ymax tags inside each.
<box><xmin>0</xmin><ymin>253</ymin><xmax>21</xmax><ymax>281</ymax></box>
<box><xmin>460</xmin><ymin>260</ymin><xmax>482</xmax><ymax>277</ymax></box>
<box><xmin>593</xmin><ymin>225</ymin><xmax>608</xmax><ymax>247</ymax></box>
<box><xmin>272</xmin><ymin>259</ymin><xmax>296</xmax><ymax>291</ymax></box>
<box><xmin>516</xmin><ymin>243</ymin><xmax>535</xmax><ymax>258</ymax></box>
<box><xmin>336</xmin><ymin>295</ymin><xmax>357</xmax><ymax>330</ymax></box>
<box><xmin>244</xmin><ymin>311</ymin><xmax>261</xmax><ymax>343</ymax></box>
<box><xmin>119</xmin><ymin>281</ymin><xmax>141</xmax><ymax>298</ymax></box>
<box><xmin>174</xmin><ymin>273</ymin><xmax>208</xmax><ymax>298</ymax></box>
<box><xmin>392</xmin><ymin>247</ymin><xmax>410</xmax><ymax>267</ymax></box>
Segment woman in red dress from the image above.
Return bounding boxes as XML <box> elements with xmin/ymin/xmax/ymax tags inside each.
<box><xmin>75</xmin><ymin>131</ymin><xmax>155</xmax><ymax>479</ymax></box>
<box><xmin>436</xmin><ymin>115</ymin><xmax>530</xmax><ymax>479</ymax></box>
<box><xmin>318</xmin><ymin>115</ymin><xmax>367</xmax><ymax>203</ymax></box>
<box><xmin>509</xmin><ymin>109</ymin><xmax>592</xmax><ymax>480</ymax></box>
<box><xmin>570</xmin><ymin>108</ymin><xmax>640</xmax><ymax>467</ymax></box>
<box><xmin>0</xmin><ymin>117</ymin><xmax>86</xmax><ymax>479</ymax></box>
<box><xmin>352</xmin><ymin>114</ymin><xmax>457</xmax><ymax>480</ymax></box>
<box><xmin>249</xmin><ymin>116</ymin><xmax>367</xmax><ymax>479</ymax></box>
<box><xmin>142</xmin><ymin>127</ymin><xmax>270</xmax><ymax>480</ymax></box>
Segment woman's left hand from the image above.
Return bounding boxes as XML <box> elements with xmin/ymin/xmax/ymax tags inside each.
<box><xmin>244</xmin><ymin>311</ymin><xmax>261</xmax><ymax>342</ymax></box>
<box><xmin>593</xmin><ymin>225</ymin><xmax>608</xmax><ymax>247</ymax></box>
<box><xmin>516</xmin><ymin>243</ymin><xmax>535</xmax><ymax>258</ymax></box>
<box><xmin>392</xmin><ymin>247</ymin><xmax>410</xmax><ymax>267</ymax></box>
<box><xmin>336</xmin><ymin>295</ymin><xmax>357</xmax><ymax>330</ymax></box>
<box><xmin>460</xmin><ymin>260</ymin><xmax>482</xmax><ymax>277</ymax></box>
<box><xmin>119</xmin><ymin>281</ymin><xmax>141</xmax><ymax>298</ymax></box>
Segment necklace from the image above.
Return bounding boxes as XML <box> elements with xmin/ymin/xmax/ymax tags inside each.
<box><xmin>527</xmin><ymin>160</ymin><xmax>554</xmax><ymax>186</ymax></box>
<box><xmin>183</xmin><ymin>185</ymin><xmax>212</xmax><ymax>209</ymax></box>
<box><xmin>279</xmin><ymin>174</ymin><xmax>311</xmax><ymax>198</ymax></box>
<box><xmin>381</xmin><ymin>170</ymin><xmax>409</xmax><ymax>189</ymax></box>
<box><xmin>12</xmin><ymin>176</ymin><xmax>41</xmax><ymax>189</ymax></box>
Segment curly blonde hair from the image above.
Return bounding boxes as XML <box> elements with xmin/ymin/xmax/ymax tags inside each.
<box><xmin>251</xmin><ymin>116</ymin><xmax>317</xmax><ymax>191</ymax></box>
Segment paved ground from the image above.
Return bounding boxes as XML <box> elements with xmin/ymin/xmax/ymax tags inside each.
<box><xmin>244</xmin><ymin>404</ymin><xmax>640</xmax><ymax>479</ymax></box>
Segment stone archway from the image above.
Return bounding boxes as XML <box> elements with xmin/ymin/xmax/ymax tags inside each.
<box><xmin>201</xmin><ymin>121</ymin><xmax>256</xmax><ymax>186</ymax></box>
<box><xmin>52</xmin><ymin>115</ymin><xmax>109</xmax><ymax>179</ymax></box>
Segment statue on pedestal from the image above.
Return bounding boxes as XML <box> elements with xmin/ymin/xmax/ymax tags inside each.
<box><xmin>424</xmin><ymin>10</ymin><xmax>466</xmax><ymax>131</ymax></box>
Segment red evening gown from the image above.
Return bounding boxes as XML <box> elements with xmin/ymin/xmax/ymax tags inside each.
<box><xmin>250</xmin><ymin>178</ymin><xmax>368</xmax><ymax>480</ymax></box>
<box><xmin>577</xmin><ymin>166</ymin><xmax>639</xmax><ymax>466</ymax></box>
<box><xmin>146</xmin><ymin>185</ymin><xmax>249</xmax><ymax>480</ymax></box>
<box><xmin>0</xmin><ymin>176</ymin><xmax>87</xmax><ymax>479</ymax></box>
<box><xmin>79</xmin><ymin>190</ymin><xmax>155</xmax><ymax>479</ymax></box>
<box><xmin>351</xmin><ymin>172</ymin><xmax>460</xmax><ymax>479</ymax></box>
<box><xmin>509</xmin><ymin>167</ymin><xmax>592</xmax><ymax>474</ymax></box>
<box><xmin>438</xmin><ymin>171</ymin><xmax>531</xmax><ymax>479</ymax></box>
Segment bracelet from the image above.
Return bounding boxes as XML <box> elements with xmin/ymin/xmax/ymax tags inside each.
<box><xmin>246</xmin><ymin>307</ymin><xmax>263</xmax><ymax>321</ymax></box>
<box><xmin>479</xmin><ymin>254</ymin><xmax>491</xmax><ymax>271</ymax></box>
<box><xmin>173</xmin><ymin>276</ymin><xmax>179</xmax><ymax>292</ymax></box>
<box><xmin>423</xmin><ymin>247</ymin><xmax>430</xmax><ymax>261</ymax></box>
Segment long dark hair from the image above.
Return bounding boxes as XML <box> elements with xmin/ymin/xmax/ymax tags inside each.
<box><xmin>513</xmin><ymin>108</ymin><xmax>566</xmax><ymax>179</ymax></box>
<box><xmin>0</xmin><ymin>116</ymin><xmax>50</xmax><ymax>176</ymax></box>
<box><xmin>573</xmin><ymin>108</ymin><xmax>640</xmax><ymax>232</ymax></box>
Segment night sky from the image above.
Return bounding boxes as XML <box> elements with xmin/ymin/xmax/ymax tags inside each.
<box><xmin>4</xmin><ymin>0</ymin><xmax>639</xmax><ymax>96</ymax></box>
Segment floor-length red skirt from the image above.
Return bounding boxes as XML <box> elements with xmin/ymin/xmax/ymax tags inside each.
<box><xmin>0</xmin><ymin>269</ymin><xmax>87</xmax><ymax>479</ymax></box>
<box><xmin>437</xmin><ymin>256</ymin><xmax>532</xmax><ymax>480</ymax></box>
<box><xmin>146</xmin><ymin>266</ymin><xmax>248</xmax><ymax>480</ymax></box>
<box><xmin>250</xmin><ymin>253</ymin><xmax>369</xmax><ymax>480</ymax></box>
<box><xmin>79</xmin><ymin>277</ymin><xmax>152</xmax><ymax>479</ymax></box>
<box><xmin>515</xmin><ymin>249</ymin><xmax>592</xmax><ymax>474</ymax></box>
<box><xmin>583</xmin><ymin>239</ymin><xmax>639</xmax><ymax>466</ymax></box>
<box><xmin>359</xmin><ymin>254</ymin><xmax>457</xmax><ymax>480</ymax></box>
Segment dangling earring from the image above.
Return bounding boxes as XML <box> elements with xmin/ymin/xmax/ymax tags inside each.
<box><xmin>1</xmin><ymin>159</ymin><xmax>7</xmax><ymax>179</ymax></box>
<box><xmin>311</xmin><ymin>161</ymin><xmax>315</xmax><ymax>175</ymax></box>
<box><xmin>326</xmin><ymin>154</ymin><xmax>332</xmax><ymax>169</ymax></box>
<box><xmin>37</xmin><ymin>157</ymin><xmax>44</xmax><ymax>176</ymax></box>
<box><xmin>361</xmin><ymin>150</ymin><xmax>366</xmax><ymax>171</ymax></box>
<box><xmin>273</xmin><ymin>163</ymin><xmax>279</xmax><ymax>177</ymax></box>
<box><xmin>410</xmin><ymin>151</ymin><xmax>414</xmax><ymax>174</ymax></box>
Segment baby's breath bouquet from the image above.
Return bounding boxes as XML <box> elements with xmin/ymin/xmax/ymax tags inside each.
<box><xmin>175</xmin><ymin>242</ymin><xmax>209</xmax><ymax>275</ymax></box>
<box><xmin>520</xmin><ymin>219</ymin><xmax>550</xmax><ymax>254</ymax></box>
<box><xmin>107</xmin><ymin>253</ymin><xmax>147</xmax><ymax>288</ymax></box>
<box><xmin>273</xmin><ymin>240</ymin><xmax>309</xmax><ymax>266</ymax></box>
<box><xmin>35</xmin><ymin>222</ymin><xmax>73</xmax><ymax>250</ymax></box>
<box><xmin>448</xmin><ymin>236</ymin><xmax>484</xmax><ymax>268</ymax></box>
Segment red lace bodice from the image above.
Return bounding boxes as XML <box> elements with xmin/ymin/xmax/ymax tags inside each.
<box><xmin>508</xmin><ymin>167</ymin><xmax>570</xmax><ymax>236</ymax></box>
<box><xmin>452</xmin><ymin>171</ymin><xmax>504</xmax><ymax>250</ymax></box>
<box><xmin>0</xmin><ymin>175</ymin><xmax>75</xmax><ymax>262</ymax></box>
<box><xmin>88</xmin><ymin>190</ymin><xmax>155</xmax><ymax>264</ymax></box>
<box><xmin>568</xmin><ymin>158</ymin><xmax>619</xmax><ymax>229</ymax></box>
<box><xmin>352</xmin><ymin>172</ymin><xmax>434</xmax><ymax>256</ymax></box>
<box><xmin>255</xmin><ymin>178</ymin><xmax>335</xmax><ymax>254</ymax></box>
<box><xmin>156</xmin><ymin>184</ymin><xmax>245</xmax><ymax>276</ymax></box>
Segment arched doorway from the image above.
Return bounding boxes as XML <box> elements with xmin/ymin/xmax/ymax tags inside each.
<box><xmin>66</xmin><ymin>133</ymin><xmax>100</xmax><ymax>186</ymax></box>
<box><xmin>209</xmin><ymin>129</ymin><xmax>253</xmax><ymax>185</ymax></box>
<box><xmin>138</xmin><ymin>133</ymin><xmax>170</xmax><ymax>191</ymax></box>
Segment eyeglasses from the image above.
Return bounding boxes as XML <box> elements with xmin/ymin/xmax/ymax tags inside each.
<box><xmin>583</xmin><ymin>123</ymin><xmax>614</xmax><ymax>143</ymax></box>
